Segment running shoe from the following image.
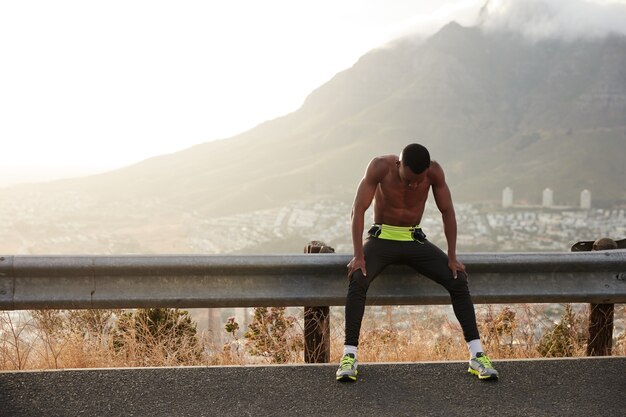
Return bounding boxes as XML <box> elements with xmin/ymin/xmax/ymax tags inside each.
<box><xmin>336</xmin><ymin>353</ymin><xmax>358</xmax><ymax>382</ymax></box>
<box><xmin>468</xmin><ymin>352</ymin><xmax>499</xmax><ymax>380</ymax></box>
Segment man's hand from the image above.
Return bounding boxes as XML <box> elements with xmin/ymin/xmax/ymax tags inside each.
<box><xmin>347</xmin><ymin>256</ymin><xmax>367</xmax><ymax>279</ymax></box>
<box><xmin>448</xmin><ymin>257</ymin><xmax>466</xmax><ymax>279</ymax></box>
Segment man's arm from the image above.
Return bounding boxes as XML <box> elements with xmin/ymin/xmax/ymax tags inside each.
<box><xmin>430</xmin><ymin>162</ymin><xmax>466</xmax><ymax>278</ymax></box>
<box><xmin>347</xmin><ymin>158</ymin><xmax>385</xmax><ymax>278</ymax></box>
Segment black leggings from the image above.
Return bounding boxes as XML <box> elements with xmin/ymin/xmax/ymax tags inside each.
<box><xmin>344</xmin><ymin>237</ymin><xmax>480</xmax><ymax>346</ymax></box>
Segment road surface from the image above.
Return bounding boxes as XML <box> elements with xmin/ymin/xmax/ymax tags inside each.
<box><xmin>1</xmin><ymin>357</ymin><xmax>624</xmax><ymax>416</ymax></box>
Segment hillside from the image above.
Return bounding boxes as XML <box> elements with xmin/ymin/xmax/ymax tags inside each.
<box><xmin>1</xmin><ymin>22</ymin><xmax>625</xmax><ymax>254</ymax></box>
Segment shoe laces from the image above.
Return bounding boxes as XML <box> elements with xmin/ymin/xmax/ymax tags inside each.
<box><xmin>340</xmin><ymin>354</ymin><xmax>356</xmax><ymax>369</ymax></box>
<box><xmin>475</xmin><ymin>354</ymin><xmax>493</xmax><ymax>369</ymax></box>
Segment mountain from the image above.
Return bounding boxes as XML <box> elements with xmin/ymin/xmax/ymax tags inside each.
<box><xmin>3</xmin><ymin>22</ymin><xmax>626</xmax><ymax>230</ymax></box>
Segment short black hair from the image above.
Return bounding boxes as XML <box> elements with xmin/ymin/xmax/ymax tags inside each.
<box><xmin>401</xmin><ymin>143</ymin><xmax>430</xmax><ymax>174</ymax></box>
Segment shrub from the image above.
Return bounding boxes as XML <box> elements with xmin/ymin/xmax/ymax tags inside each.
<box><xmin>538</xmin><ymin>304</ymin><xmax>587</xmax><ymax>357</ymax></box>
<box><xmin>244</xmin><ymin>307</ymin><xmax>303</xmax><ymax>363</ymax></box>
<box><xmin>222</xmin><ymin>316</ymin><xmax>244</xmax><ymax>364</ymax></box>
<box><xmin>112</xmin><ymin>308</ymin><xmax>202</xmax><ymax>366</ymax></box>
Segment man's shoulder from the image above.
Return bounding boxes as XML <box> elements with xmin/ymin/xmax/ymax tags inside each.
<box><xmin>428</xmin><ymin>160</ymin><xmax>442</xmax><ymax>172</ymax></box>
<box><xmin>365</xmin><ymin>155</ymin><xmax>396</xmax><ymax>182</ymax></box>
<box><xmin>371</xmin><ymin>154</ymin><xmax>398</xmax><ymax>167</ymax></box>
<box><xmin>427</xmin><ymin>160</ymin><xmax>446</xmax><ymax>184</ymax></box>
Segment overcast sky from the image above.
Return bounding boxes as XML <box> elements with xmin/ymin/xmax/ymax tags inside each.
<box><xmin>1</xmin><ymin>0</ymin><xmax>625</xmax><ymax>185</ymax></box>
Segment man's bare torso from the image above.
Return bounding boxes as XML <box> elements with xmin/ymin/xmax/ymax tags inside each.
<box><xmin>372</xmin><ymin>155</ymin><xmax>437</xmax><ymax>227</ymax></box>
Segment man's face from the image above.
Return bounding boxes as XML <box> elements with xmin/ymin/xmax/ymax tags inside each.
<box><xmin>398</xmin><ymin>162</ymin><xmax>426</xmax><ymax>188</ymax></box>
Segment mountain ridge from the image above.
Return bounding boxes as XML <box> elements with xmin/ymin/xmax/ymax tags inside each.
<box><xmin>3</xmin><ymin>22</ymin><xmax>626</xmax><ymax>215</ymax></box>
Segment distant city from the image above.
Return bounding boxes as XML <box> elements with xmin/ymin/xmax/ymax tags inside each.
<box><xmin>1</xmin><ymin>190</ymin><xmax>623</xmax><ymax>255</ymax></box>
<box><xmin>501</xmin><ymin>187</ymin><xmax>592</xmax><ymax>210</ymax></box>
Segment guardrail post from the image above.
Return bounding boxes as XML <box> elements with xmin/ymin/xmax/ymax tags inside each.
<box><xmin>577</xmin><ymin>238</ymin><xmax>618</xmax><ymax>356</ymax></box>
<box><xmin>303</xmin><ymin>241</ymin><xmax>333</xmax><ymax>363</ymax></box>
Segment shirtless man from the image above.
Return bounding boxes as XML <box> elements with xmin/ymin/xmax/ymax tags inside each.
<box><xmin>336</xmin><ymin>143</ymin><xmax>498</xmax><ymax>382</ymax></box>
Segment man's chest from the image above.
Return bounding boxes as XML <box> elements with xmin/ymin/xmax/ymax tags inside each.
<box><xmin>376</xmin><ymin>182</ymin><xmax>430</xmax><ymax>208</ymax></box>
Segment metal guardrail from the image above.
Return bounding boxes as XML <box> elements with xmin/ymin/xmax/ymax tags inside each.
<box><xmin>1</xmin><ymin>251</ymin><xmax>625</xmax><ymax>310</ymax></box>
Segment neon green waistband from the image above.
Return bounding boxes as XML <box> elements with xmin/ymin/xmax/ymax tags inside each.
<box><xmin>374</xmin><ymin>224</ymin><xmax>420</xmax><ymax>241</ymax></box>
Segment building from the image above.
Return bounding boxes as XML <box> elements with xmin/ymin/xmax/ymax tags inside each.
<box><xmin>542</xmin><ymin>188</ymin><xmax>554</xmax><ymax>207</ymax></box>
<box><xmin>581</xmin><ymin>189</ymin><xmax>592</xmax><ymax>210</ymax></box>
<box><xmin>502</xmin><ymin>187</ymin><xmax>513</xmax><ymax>208</ymax></box>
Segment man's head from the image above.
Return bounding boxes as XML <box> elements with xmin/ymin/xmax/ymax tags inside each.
<box><xmin>399</xmin><ymin>143</ymin><xmax>430</xmax><ymax>174</ymax></box>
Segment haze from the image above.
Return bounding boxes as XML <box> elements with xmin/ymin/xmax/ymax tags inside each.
<box><xmin>1</xmin><ymin>0</ymin><xmax>625</xmax><ymax>186</ymax></box>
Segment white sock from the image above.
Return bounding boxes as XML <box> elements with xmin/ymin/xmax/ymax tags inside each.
<box><xmin>467</xmin><ymin>339</ymin><xmax>483</xmax><ymax>358</ymax></box>
<box><xmin>343</xmin><ymin>345</ymin><xmax>358</xmax><ymax>359</ymax></box>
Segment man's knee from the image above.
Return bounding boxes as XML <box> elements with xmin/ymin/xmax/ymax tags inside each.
<box><xmin>445</xmin><ymin>272</ymin><xmax>470</xmax><ymax>294</ymax></box>
<box><xmin>348</xmin><ymin>270</ymin><xmax>369</xmax><ymax>295</ymax></box>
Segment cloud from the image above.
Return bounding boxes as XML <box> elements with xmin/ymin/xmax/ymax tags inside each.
<box><xmin>381</xmin><ymin>1</ymin><xmax>484</xmax><ymax>43</ymax></box>
<box><xmin>478</xmin><ymin>0</ymin><xmax>626</xmax><ymax>40</ymax></box>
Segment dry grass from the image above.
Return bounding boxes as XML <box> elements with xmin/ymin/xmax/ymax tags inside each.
<box><xmin>1</xmin><ymin>304</ymin><xmax>624</xmax><ymax>370</ymax></box>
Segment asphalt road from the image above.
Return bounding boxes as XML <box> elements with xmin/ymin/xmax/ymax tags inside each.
<box><xmin>1</xmin><ymin>357</ymin><xmax>625</xmax><ymax>417</ymax></box>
